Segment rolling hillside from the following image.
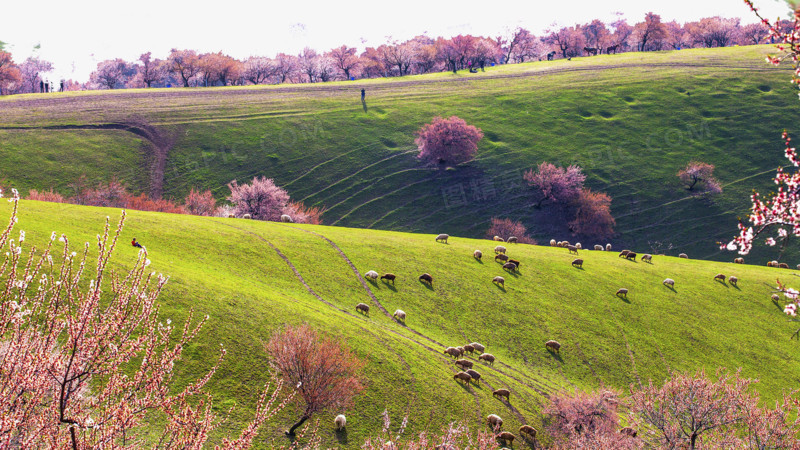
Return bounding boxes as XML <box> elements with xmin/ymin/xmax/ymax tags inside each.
<box><xmin>0</xmin><ymin>45</ymin><xmax>797</xmax><ymax>264</ymax></box>
<box><xmin>10</xmin><ymin>200</ymin><xmax>800</xmax><ymax>448</ymax></box>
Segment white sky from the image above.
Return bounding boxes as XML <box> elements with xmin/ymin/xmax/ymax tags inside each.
<box><xmin>1</xmin><ymin>0</ymin><xmax>792</xmax><ymax>82</ymax></box>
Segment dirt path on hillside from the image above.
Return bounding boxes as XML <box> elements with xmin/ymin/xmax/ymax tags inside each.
<box><xmin>0</xmin><ymin>121</ymin><xmax>175</xmax><ymax>197</ymax></box>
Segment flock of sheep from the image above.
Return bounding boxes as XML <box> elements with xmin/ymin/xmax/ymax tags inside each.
<box><xmin>340</xmin><ymin>232</ymin><xmax>760</xmax><ymax>442</ymax></box>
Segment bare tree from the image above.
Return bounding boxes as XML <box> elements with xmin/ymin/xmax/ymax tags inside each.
<box><xmin>267</xmin><ymin>324</ymin><xmax>365</xmax><ymax>436</ymax></box>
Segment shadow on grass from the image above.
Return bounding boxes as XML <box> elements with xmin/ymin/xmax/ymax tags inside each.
<box><xmin>475</xmin><ymin>258</ymin><xmax>484</xmax><ymax>264</ymax></box>
<box><xmin>335</xmin><ymin>429</ymin><xmax>349</xmax><ymax>445</ymax></box>
<box><xmin>664</xmin><ymin>285</ymin><xmax>677</xmax><ymax>293</ymax></box>
<box><xmin>382</xmin><ymin>280</ymin><xmax>397</xmax><ymax>292</ymax></box>
<box><xmin>505</xmin><ymin>270</ymin><xmax>520</xmax><ymax>278</ymax></box>
<box><xmin>572</xmin><ymin>266</ymin><xmax>584</xmax><ymax>270</ymax></box>
<box><xmin>420</xmin><ymin>281</ymin><xmax>434</xmax><ymax>290</ymax></box>
<box><xmin>616</xmin><ymin>294</ymin><xmax>630</xmax><ymax>304</ymax></box>
<box><xmin>494</xmin><ymin>283</ymin><xmax>506</xmax><ymax>292</ymax></box>
<box><xmin>715</xmin><ymin>279</ymin><xmax>729</xmax><ymax>288</ymax></box>
<box><xmin>731</xmin><ymin>283</ymin><xmax>741</xmax><ymax>291</ymax></box>
<box><xmin>547</xmin><ymin>351</ymin><xmax>564</xmax><ymax>363</ymax></box>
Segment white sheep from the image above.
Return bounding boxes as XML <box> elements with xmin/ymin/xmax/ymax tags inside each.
<box><xmin>335</xmin><ymin>414</ymin><xmax>347</xmax><ymax>430</ymax></box>
<box><xmin>487</xmin><ymin>414</ymin><xmax>503</xmax><ymax>429</ymax></box>
<box><xmin>641</xmin><ymin>254</ymin><xmax>652</xmax><ymax>263</ymax></box>
<box><xmin>474</xmin><ymin>250</ymin><xmax>482</xmax><ymax>260</ymax></box>
<box><xmin>663</xmin><ymin>278</ymin><xmax>675</xmax><ymax>288</ymax></box>
<box><xmin>393</xmin><ymin>309</ymin><xmax>406</xmax><ymax>321</ymax></box>
<box><xmin>470</xmin><ymin>342</ymin><xmax>485</xmax><ymax>353</ymax></box>
<box><xmin>280</xmin><ymin>214</ymin><xmax>294</xmax><ymax>223</ymax></box>
<box><xmin>594</xmin><ymin>244</ymin><xmax>603</xmax><ymax>251</ymax></box>
<box><xmin>605</xmin><ymin>243</ymin><xmax>612</xmax><ymax>251</ymax></box>
<box><xmin>729</xmin><ymin>276</ymin><xmax>738</xmax><ymax>287</ymax></box>
<box><xmin>436</xmin><ymin>233</ymin><xmax>449</xmax><ymax>243</ymax></box>
<box><xmin>493</xmin><ymin>276</ymin><xmax>505</xmax><ymax>287</ymax></box>
<box><xmin>495</xmin><ymin>245</ymin><xmax>507</xmax><ymax>254</ymax></box>
<box><xmin>242</xmin><ymin>213</ymin><xmax>252</xmax><ymax>219</ymax></box>
<box><xmin>550</xmin><ymin>239</ymin><xmax>557</xmax><ymax>247</ymax></box>
<box><xmin>679</xmin><ymin>253</ymin><xmax>689</xmax><ymax>259</ymax></box>
<box><xmin>575</xmin><ymin>243</ymin><xmax>582</xmax><ymax>249</ymax></box>
<box><xmin>508</xmin><ymin>236</ymin><xmax>518</xmax><ymax>244</ymax></box>
<box><xmin>616</xmin><ymin>288</ymin><xmax>628</xmax><ymax>298</ymax></box>
<box><xmin>365</xmin><ymin>270</ymin><xmax>379</xmax><ymax>281</ymax></box>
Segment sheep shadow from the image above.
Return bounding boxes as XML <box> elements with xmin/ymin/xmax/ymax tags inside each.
<box><xmin>546</xmin><ymin>351</ymin><xmax>564</xmax><ymax>363</ymax></box>
<box><xmin>731</xmin><ymin>284</ymin><xmax>741</xmax><ymax>291</ymax></box>
<box><xmin>571</xmin><ymin>266</ymin><xmax>584</xmax><ymax>271</ymax></box>
<box><xmin>420</xmin><ymin>281</ymin><xmax>434</xmax><ymax>290</ymax></box>
<box><xmin>615</xmin><ymin>294</ymin><xmax>630</xmax><ymax>304</ymax></box>
<box><xmin>494</xmin><ymin>284</ymin><xmax>506</xmax><ymax>292</ymax></box>
<box><xmin>505</xmin><ymin>270</ymin><xmax>521</xmax><ymax>278</ymax></box>
<box><xmin>382</xmin><ymin>280</ymin><xmax>397</xmax><ymax>292</ymax></box>
<box><xmin>475</xmin><ymin>258</ymin><xmax>484</xmax><ymax>264</ymax></box>
<box><xmin>663</xmin><ymin>285</ymin><xmax>677</xmax><ymax>293</ymax></box>
<box><xmin>715</xmin><ymin>279</ymin><xmax>729</xmax><ymax>288</ymax></box>
<box><xmin>335</xmin><ymin>429</ymin><xmax>349</xmax><ymax>445</ymax></box>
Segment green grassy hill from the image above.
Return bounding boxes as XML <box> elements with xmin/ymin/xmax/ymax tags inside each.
<box><xmin>0</xmin><ymin>46</ymin><xmax>797</xmax><ymax>264</ymax></box>
<box><xmin>11</xmin><ymin>200</ymin><xmax>800</xmax><ymax>448</ymax></box>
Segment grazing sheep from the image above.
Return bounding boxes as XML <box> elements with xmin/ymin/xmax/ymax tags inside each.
<box><xmin>594</xmin><ymin>244</ymin><xmax>604</xmax><ymax>251</ymax></box>
<box><xmin>780</xmin><ymin>263</ymin><xmax>790</xmax><ymax>269</ymax></box>
<box><xmin>495</xmin><ymin>245</ymin><xmax>507</xmax><ymax>254</ymax></box>
<box><xmin>606</xmin><ymin>243</ymin><xmax>612</xmax><ymax>251</ymax></box>
<box><xmin>457</xmin><ymin>346</ymin><xmax>465</xmax><ymax>355</ymax></box>
<box><xmin>616</xmin><ymin>288</ymin><xmax>628</xmax><ymax>298</ymax></box>
<box><xmin>474</xmin><ymin>250</ymin><xmax>482</xmax><ymax>260</ymax></box>
<box><xmin>714</xmin><ymin>273</ymin><xmax>726</xmax><ymax>282</ymax></box>
<box><xmin>550</xmin><ymin>239</ymin><xmax>557</xmax><ymax>247</ymax></box>
<box><xmin>567</xmin><ymin>245</ymin><xmax>579</xmax><ymax>255</ymax></box>
<box><xmin>562</xmin><ymin>241</ymin><xmax>571</xmax><ymax>247</ymax></box>
<box><xmin>470</xmin><ymin>342</ymin><xmax>485</xmax><ymax>353</ymax></box>
<box><xmin>571</xmin><ymin>258</ymin><xmax>583</xmax><ymax>268</ymax></box>
<box><xmin>419</xmin><ymin>273</ymin><xmax>433</xmax><ymax>285</ymax></box>
<box><xmin>242</xmin><ymin>213</ymin><xmax>252</xmax><ymax>219</ymax></box>
<box><xmin>463</xmin><ymin>344</ymin><xmax>475</xmax><ymax>354</ymax></box>
<box><xmin>626</xmin><ymin>252</ymin><xmax>637</xmax><ymax>261</ymax></box>
<box><xmin>393</xmin><ymin>309</ymin><xmax>406</xmax><ymax>321</ymax></box>
<box><xmin>487</xmin><ymin>414</ymin><xmax>503</xmax><ymax>429</ymax></box>
<box><xmin>545</xmin><ymin>340</ymin><xmax>561</xmax><ymax>353</ymax></box>
<box><xmin>729</xmin><ymin>276</ymin><xmax>738</xmax><ymax>287</ymax></box>
<box><xmin>479</xmin><ymin>353</ymin><xmax>495</xmax><ymax>365</ymax></box>
<box><xmin>334</xmin><ymin>414</ymin><xmax>346</xmax><ymax>430</ymax></box>
<box><xmin>575</xmin><ymin>243</ymin><xmax>582</xmax><ymax>249</ymax></box>
<box><xmin>356</xmin><ymin>303</ymin><xmax>370</xmax><ymax>315</ymax></box>
<box><xmin>508</xmin><ymin>259</ymin><xmax>521</xmax><ymax>268</ymax></box>
<box><xmin>465</xmin><ymin>369</ymin><xmax>481</xmax><ymax>384</ymax></box>
<box><xmin>797</xmin><ymin>264</ymin><xmax>800</xmax><ymax>270</ymax></box>
<box><xmin>455</xmin><ymin>359</ymin><xmax>474</xmax><ymax>370</ymax></box>
<box><xmin>381</xmin><ymin>273</ymin><xmax>396</xmax><ymax>284</ymax></box>
<box><xmin>365</xmin><ymin>270</ymin><xmax>379</xmax><ymax>281</ymax></box>
<box><xmin>679</xmin><ymin>253</ymin><xmax>689</xmax><ymax>259</ymax></box>
<box><xmin>497</xmin><ymin>431</ymin><xmax>515</xmax><ymax>444</ymax></box>
<box><xmin>519</xmin><ymin>425</ymin><xmax>537</xmax><ymax>440</ymax></box>
<box><xmin>768</xmin><ymin>261</ymin><xmax>779</xmax><ymax>267</ymax></box>
<box><xmin>493</xmin><ymin>276</ymin><xmax>505</xmax><ymax>288</ymax></box>
<box><xmin>663</xmin><ymin>278</ymin><xmax>675</xmax><ymax>288</ymax></box>
<box><xmin>641</xmin><ymin>254</ymin><xmax>652</xmax><ymax>263</ymax></box>
<box><xmin>502</xmin><ymin>262</ymin><xmax>517</xmax><ymax>272</ymax></box>
<box><xmin>619</xmin><ymin>427</ymin><xmax>637</xmax><ymax>437</ymax></box>
<box><xmin>734</xmin><ymin>257</ymin><xmax>744</xmax><ymax>264</ymax></box>
<box><xmin>436</xmin><ymin>233</ymin><xmax>449</xmax><ymax>243</ymax></box>
<box><xmin>444</xmin><ymin>347</ymin><xmax>461</xmax><ymax>358</ymax></box>
<box><xmin>228</xmin><ymin>214</ymin><xmax>236</xmax><ymax>218</ymax></box>
<box><xmin>453</xmin><ymin>371</ymin><xmax>472</xmax><ymax>384</ymax></box>
<box><xmin>493</xmin><ymin>236</ymin><xmax>504</xmax><ymax>242</ymax></box>
<box><xmin>772</xmin><ymin>293</ymin><xmax>781</xmax><ymax>302</ymax></box>
<box><xmin>508</xmin><ymin>236</ymin><xmax>518</xmax><ymax>244</ymax></box>
<box><xmin>619</xmin><ymin>250</ymin><xmax>631</xmax><ymax>258</ymax></box>
<box><xmin>280</xmin><ymin>214</ymin><xmax>294</xmax><ymax>223</ymax></box>
<box><xmin>495</xmin><ymin>254</ymin><xmax>509</xmax><ymax>263</ymax></box>
<box><xmin>493</xmin><ymin>389</ymin><xmax>510</xmax><ymax>401</ymax></box>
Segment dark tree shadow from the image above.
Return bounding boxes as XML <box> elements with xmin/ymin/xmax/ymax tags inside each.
<box><xmin>335</xmin><ymin>429</ymin><xmax>349</xmax><ymax>445</ymax></box>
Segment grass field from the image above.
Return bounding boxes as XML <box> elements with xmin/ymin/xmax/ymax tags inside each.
<box><xmin>0</xmin><ymin>45</ymin><xmax>798</xmax><ymax>264</ymax></box>
<box><xmin>9</xmin><ymin>199</ymin><xmax>800</xmax><ymax>447</ymax></box>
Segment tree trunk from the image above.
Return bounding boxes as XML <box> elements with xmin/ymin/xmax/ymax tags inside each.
<box><xmin>690</xmin><ymin>432</ymin><xmax>697</xmax><ymax>449</ymax></box>
<box><xmin>286</xmin><ymin>414</ymin><xmax>310</xmax><ymax>435</ymax></box>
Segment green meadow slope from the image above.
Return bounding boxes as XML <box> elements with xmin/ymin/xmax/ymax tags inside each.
<box><xmin>10</xmin><ymin>200</ymin><xmax>800</xmax><ymax>447</ymax></box>
<box><xmin>0</xmin><ymin>46</ymin><xmax>798</xmax><ymax>263</ymax></box>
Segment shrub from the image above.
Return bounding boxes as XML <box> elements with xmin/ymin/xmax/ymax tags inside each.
<box><xmin>678</xmin><ymin>161</ymin><xmax>722</xmax><ymax>195</ymax></box>
<box><xmin>485</xmin><ymin>217</ymin><xmax>537</xmax><ymax>244</ymax></box>
<box><xmin>25</xmin><ymin>188</ymin><xmax>65</xmax><ymax>203</ymax></box>
<box><xmin>544</xmin><ymin>389</ymin><xmax>623</xmax><ymax>442</ymax></box>
<box><xmin>227</xmin><ymin>176</ymin><xmax>290</xmax><ymax>221</ymax></box>
<box><xmin>123</xmin><ymin>192</ymin><xmax>186</xmax><ymax>214</ymax></box>
<box><xmin>184</xmin><ymin>188</ymin><xmax>217</xmax><ymax>216</ymax></box>
<box><xmin>283</xmin><ymin>200</ymin><xmax>325</xmax><ymax>225</ymax></box>
<box><xmin>569</xmin><ymin>189</ymin><xmax>616</xmax><ymax>239</ymax></box>
<box><xmin>82</xmin><ymin>178</ymin><xmax>128</xmax><ymax>207</ymax></box>
<box><xmin>415</xmin><ymin>116</ymin><xmax>484</xmax><ymax>165</ymax></box>
<box><xmin>524</xmin><ymin>162</ymin><xmax>585</xmax><ymax>207</ymax></box>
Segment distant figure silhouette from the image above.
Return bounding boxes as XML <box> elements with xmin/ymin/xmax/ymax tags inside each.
<box><xmin>39</xmin><ymin>80</ymin><xmax>44</xmax><ymax>93</ymax></box>
<box><xmin>360</xmin><ymin>88</ymin><xmax>367</xmax><ymax>112</ymax></box>
<box><xmin>60</xmin><ymin>80</ymin><xmax>64</xmax><ymax>92</ymax></box>
<box><xmin>361</xmin><ymin>88</ymin><xmax>365</xmax><ymax>100</ymax></box>
<box><xmin>131</xmin><ymin>238</ymin><xmax>143</xmax><ymax>249</ymax></box>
